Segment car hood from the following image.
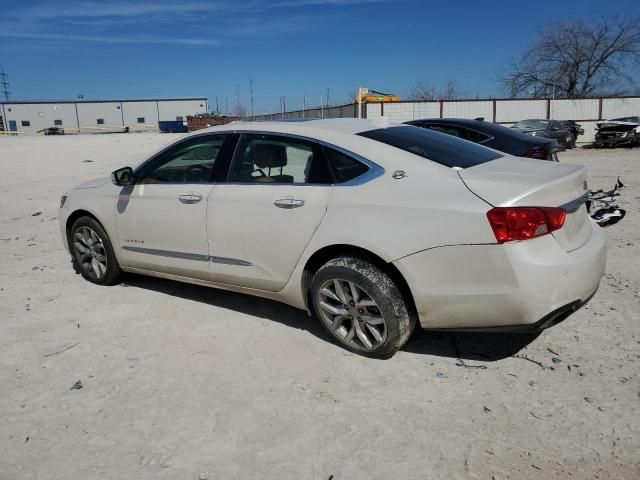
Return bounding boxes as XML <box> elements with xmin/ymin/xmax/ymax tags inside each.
<box><xmin>75</xmin><ymin>177</ymin><xmax>110</xmax><ymax>189</ymax></box>
<box><xmin>596</xmin><ymin>121</ymin><xmax>640</xmax><ymax>131</ymax></box>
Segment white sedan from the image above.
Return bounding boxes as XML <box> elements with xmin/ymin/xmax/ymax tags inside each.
<box><xmin>59</xmin><ymin>119</ymin><xmax>606</xmax><ymax>358</ymax></box>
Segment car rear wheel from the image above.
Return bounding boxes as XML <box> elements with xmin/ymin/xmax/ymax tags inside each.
<box><xmin>310</xmin><ymin>256</ymin><xmax>414</xmax><ymax>358</ymax></box>
<box><xmin>70</xmin><ymin>216</ymin><xmax>122</xmax><ymax>285</ymax></box>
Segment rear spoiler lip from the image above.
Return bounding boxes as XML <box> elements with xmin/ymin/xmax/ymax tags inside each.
<box><xmin>560</xmin><ymin>192</ymin><xmax>589</xmax><ymax>213</ymax></box>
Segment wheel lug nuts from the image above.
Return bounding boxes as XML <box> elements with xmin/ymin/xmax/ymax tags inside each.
<box><xmin>349</xmin><ymin>301</ymin><xmax>355</xmax><ymax>306</ymax></box>
<box><xmin>358</xmin><ymin>309</ymin><xmax>364</xmax><ymax>314</ymax></box>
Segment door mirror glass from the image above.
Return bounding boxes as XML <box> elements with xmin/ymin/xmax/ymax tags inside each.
<box><xmin>111</xmin><ymin>166</ymin><xmax>135</xmax><ymax>186</ymax></box>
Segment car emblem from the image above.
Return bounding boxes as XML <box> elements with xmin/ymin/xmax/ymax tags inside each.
<box><xmin>392</xmin><ymin>170</ymin><xmax>407</xmax><ymax>180</ymax></box>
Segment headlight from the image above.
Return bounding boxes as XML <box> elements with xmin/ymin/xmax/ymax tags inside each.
<box><xmin>529</xmin><ymin>132</ymin><xmax>537</xmax><ymax>136</ymax></box>
<box><xmin>60</xmin><ymin>195</ymin><xmax>68</xmax><ymax>208</ymax></box>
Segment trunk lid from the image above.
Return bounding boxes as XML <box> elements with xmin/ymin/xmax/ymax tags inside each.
<box><xmin>459</xmin><ymin>156</ymin><xmax>592</xmax><ymax>252</ymax></box>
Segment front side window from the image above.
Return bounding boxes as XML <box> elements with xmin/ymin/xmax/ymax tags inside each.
<box><xmin>358</xmin><ymin>126</ymin><xmax>502</xmax><ymax>169</ymax></box>
<box><xmin>136</xmin><ymin>135</ymin><xmax>226</xmax><ymax>184</ymax></box>
<box><xmin>227</xmin><ymin>134</ymin><xmax>331</xmax><ymax>184</ymax></box>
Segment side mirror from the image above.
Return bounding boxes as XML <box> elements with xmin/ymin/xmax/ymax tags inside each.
<box><xmin>111</xmin><ymin>166</ymin><xmax>135</xmax><ymax>186</ymax></box>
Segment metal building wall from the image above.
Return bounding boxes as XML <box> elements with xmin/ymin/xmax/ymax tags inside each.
<box><xmin>157</xmin><ymin>100</ymin><xmax>207</xmax><ymax>121</ymax></box>
<box><xmin>121</xmin><ymin>101</ymin><xmax>158</xmax><ymax>128</ymax></box>
<box><xmin>76</xmin><ymin>102</ymin><xmax>123</xmax><ymax>130</ymax></box>
<box><xmin>1</xmin><ymin>98</ymin><xmax>207</xmax><ymax>134</ymax></box>
<box><xmin>2</xmin><ymin>102</ymin><xmax>78</xmax><ymax>134</ymax></box>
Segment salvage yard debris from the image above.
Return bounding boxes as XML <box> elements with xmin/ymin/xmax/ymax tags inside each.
<box><xmin>590</xmin><ymin>177</ymin><xmax>626</xmax><ymax>226</ymax></box>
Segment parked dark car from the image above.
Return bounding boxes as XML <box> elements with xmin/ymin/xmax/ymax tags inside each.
<box><xmin>510</xmin><ymin>119</ymin><xmax>570</xmax><ymax>150</ymax></box>
<box><xmin>405</xmin><ymin>118</ymin><xmax>559</xmax><ymax>161</ymax></box>
<box><xmin>39</xmin><ymin>127</ymin><xmax>65</xmax><ymax>136</ymax></box>
<box><xmin>594</xmin><ymin>116</ymin><xmax>640</xmax><ymax>148</ymax></box>
<box><xmin>561</xmin><ymin>120</ymin><xmax>584</xmax><ymax>149</ymax></box>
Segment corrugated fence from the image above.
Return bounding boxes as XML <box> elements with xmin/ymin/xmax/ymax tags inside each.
<box><xmin>251</xmin><ymin>96</ymin><xmax>640</xmax><ymax>144</ymax></box>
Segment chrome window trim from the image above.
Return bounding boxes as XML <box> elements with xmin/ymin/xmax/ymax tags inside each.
<box><xmin>228</xmin><ymin>130</ymin><xmax>384</xmax><ymax>187</ymax></box>
<box><xmin>132</xmin><ymin>129</ymin><xmax>384</xmax><ymax>188</ymax></box>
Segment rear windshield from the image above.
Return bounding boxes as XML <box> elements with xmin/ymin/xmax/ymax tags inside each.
<box><xmin>358</xmin><ymin>126</ymin><xmax>502</xmax><ymax>169</ymax></box>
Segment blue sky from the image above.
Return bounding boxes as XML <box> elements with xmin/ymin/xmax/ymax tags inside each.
<box><xmin>0</xmin><ymin>0</ymin><xmax>638</xmax><ymax>114</ymax></box>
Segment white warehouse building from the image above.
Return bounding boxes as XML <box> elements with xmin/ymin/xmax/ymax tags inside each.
<box><xmin>0</xmin><ymin>97</ymin><xmax>208</xmax><ymax>134</ymax></box>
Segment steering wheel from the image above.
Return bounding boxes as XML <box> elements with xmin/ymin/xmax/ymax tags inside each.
<box><xmin>252</xmin><ymin>168</ymin><xmax>267</xmax><ymax>178</ymax></box>
<box><xmin>185</xmin><ymin>164</ymin><xmax>209</xmax><ymax>182</ymax></box>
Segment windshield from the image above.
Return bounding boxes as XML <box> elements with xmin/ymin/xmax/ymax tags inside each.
<box><xmin>513</xmin><ymin>120</ymin><xmax>549</xmax><ymax>129</ymax></box>
<box><xmin>358</xmin><ymin>126</ymin><xmax>502</xmax><ymax>169</ymax></box>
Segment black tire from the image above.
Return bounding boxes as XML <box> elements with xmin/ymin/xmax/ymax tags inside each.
<box><xmin>69</xmin><ymin>216</ymin><xmax>122</xmax><ymax>286</ymax></box>
<box><xmin>310</xmin><ymin>256</ymin><xmax>415</xmax><ymax>359</ymax></box>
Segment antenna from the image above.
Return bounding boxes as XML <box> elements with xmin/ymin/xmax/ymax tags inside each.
<box><xmin>0</xmin><ymin>67</ymin><xmax>10</xmax><ymax>102</ymax></box>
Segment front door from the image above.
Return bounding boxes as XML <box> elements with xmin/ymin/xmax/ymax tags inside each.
<box><xmin>115</xmin><ymin>134</ymin><xmax>229</xmax><ymax>279</ymax></box>
<box><xmin>207</xmin><ymin>133</ymin><xmax>334</xmax><ymax>291</ymax></box>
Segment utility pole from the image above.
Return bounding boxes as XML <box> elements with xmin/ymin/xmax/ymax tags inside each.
<box><xmin>0</xmin><ymin>67</ymin><xmax>10</xmax><ymax>102</ymax></box>
<box><xmin>235</xmin><ymin>84</ymin><xmax>240</xmax><ymax>118</ymax></box>
<box><xmin>303</xmin><ymin>95</ymin><xmax>307</xmax><ymax>120</ymax></box>
<box><xmin>250</xmin><ymin>77</ymin><xmax>254</xmax><ymax>119</ymax></box>
<box><xmin>320</xmin><ymin>96</ymin><xmax>324</xmax><ymax>119</ymax></box>
<box><xmin>325</xmin><ymin>87</ymin><xmax>331</xmax><ymax>111</ymax></box>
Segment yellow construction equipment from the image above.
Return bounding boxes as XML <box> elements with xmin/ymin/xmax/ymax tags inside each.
<box><xmin>355</xmin><ymin>88</ymin><xmax>400</xmax><ymax>103</ymax></box>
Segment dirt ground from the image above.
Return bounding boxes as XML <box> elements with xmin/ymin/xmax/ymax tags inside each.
<box><xmin>1</xmin><ymin>133</ymin><xmax>638</xmax><ymax>480</ymax></box>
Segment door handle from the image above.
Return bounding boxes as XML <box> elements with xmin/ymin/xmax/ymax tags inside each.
<box><xmin>178</xmin><ymin>193</ymin><xmax>202</xmax><ymax>204</ymax></box>
<box><xmin>274</xmin><ymin>197</ymin><xmax>305</xmax><ymax>209</ymax></box>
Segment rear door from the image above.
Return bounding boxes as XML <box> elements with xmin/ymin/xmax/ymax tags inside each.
<box><xmin>206</xmin><ymin>133</ymin><xmax>334</xmax><ymax>291</ymax></box>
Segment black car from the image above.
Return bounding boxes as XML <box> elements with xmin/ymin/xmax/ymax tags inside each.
<box><xmin>404</xmin><ymin>118</ymin><xmax>559</xmax><ymax>161</ymax></box>
<box><xmin>510</xmin><ymin>119</ymin><xmax>570</xmax><ymax>150</ymax></box>
<box><xmin>561</xmin><ymin>120</ymin><xmax>584</xmax><ymax>149</ymax></box>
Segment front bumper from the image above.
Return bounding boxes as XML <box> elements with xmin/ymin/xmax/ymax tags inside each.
<box><xmin>594</xmin><ymin>133</ymin><xmax>640</xmax><ymax>148</ymax></box>
<box><xmin>393</xmin><ymin>221</ymin><xmax>606</xmax><ymax>330</ymax></box>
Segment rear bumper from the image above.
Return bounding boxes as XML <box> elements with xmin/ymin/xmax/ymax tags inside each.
<box><xmin>393</xmin><ymin>220</ymin><xmax>606</xmax><ymax>330</ymax></box>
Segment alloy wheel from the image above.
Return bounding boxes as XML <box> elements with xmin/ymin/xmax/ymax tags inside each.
<box><xmin>73</xmin><ymin>226</ymin><xmax>108</xmax><ymax>280</ymax></box>
<box><xmin>317</xmin><ymin>278</ymin><xmax>387</xmax><ymax>351</ymax></box>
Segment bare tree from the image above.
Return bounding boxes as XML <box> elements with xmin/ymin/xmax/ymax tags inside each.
<box><xmin>441</xmin><ymin>79</ymin><xmax>459</xmax><ymax>100</ymax></box>
<box><xmin>411</xmin><ymin>79</ymin><xmax>460</xmax><ymax>100</ymax></box>
<box><xmin>411</xmin><ymin>79</ymin><xmax>437</xmax><ymax>100</ymax></box>
<box><xmin>502</xmin><ymin>17</ymin><xmax>640</xmax><ymax>98</ymax></box>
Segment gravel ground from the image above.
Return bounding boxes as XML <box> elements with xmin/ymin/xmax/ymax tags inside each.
<box><xmin>0</xmin><ymin>133</ymin><xmax>638</xmax><ymax>480</ymax></box>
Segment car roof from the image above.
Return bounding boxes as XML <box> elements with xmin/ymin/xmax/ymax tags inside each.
<box><xmin>193</xmin><ymin>118</ymin><xmax>399</xmax><ymax>137</ymax></box>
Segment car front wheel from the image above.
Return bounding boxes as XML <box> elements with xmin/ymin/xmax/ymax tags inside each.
<box><xmin>70</xmin><ymin>216</ymin><xmax>122</xmax><ymax>285</ymax></box>
<box><xmin>310</xmin><ymin>256</ymin><xmax>414</xmax><ymax>358</ymax></box>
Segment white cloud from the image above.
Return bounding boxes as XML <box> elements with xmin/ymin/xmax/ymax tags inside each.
<box><xmin>0</xmin><ymin>31</ymin><xmax>219</xmax><ymax>46</ymax></box>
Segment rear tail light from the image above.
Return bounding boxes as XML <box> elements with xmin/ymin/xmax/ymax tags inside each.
<box><xmin>522</xmin><ymin>146</ymin><xmax>549</xmax><ymax>159</ymax></box>
<box><xmin>486</xmin><ymin>207</ymin><xmax>566</xmax><ymax>243</ymax></box>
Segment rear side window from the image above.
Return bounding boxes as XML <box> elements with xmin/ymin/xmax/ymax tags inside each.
<box><xmin>324</xmin><ymin>147</ymin><xmax>369</xmax><ymax>183</ymax></box>
<box><xmin>227</xmin><ymin>134</ymin><xmax>331</xmax><ymax>184</ymax></box>
<box><xmin>358</xmin><ymin>126</ymin><xmax>502</xmax><ymax>169</ymax></box>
